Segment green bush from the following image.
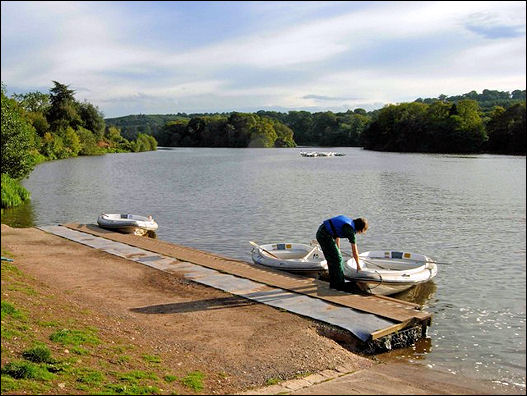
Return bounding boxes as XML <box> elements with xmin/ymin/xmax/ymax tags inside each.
<box><xmin>1</xmin><ymin>173</ymin><xmax>30</xmax><ymax>209</ymax></box>
<box><xmin>22</xmin><ymin>345</ymin><xmax>54</xmax><ymax>363</ymax></box>
<box><xmin>1</xmin><ymin>360</ymin><xmax>54</xmax><ymax>380</ymax></box>
<box><xmin>1</xmin><ymin>87</ymin><xmax>37</xmax><ymax>179</ymax></box>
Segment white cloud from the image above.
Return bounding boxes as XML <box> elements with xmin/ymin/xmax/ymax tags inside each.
<box><xmin>1</xmin><ymin>1</ymin><xmax>525</xmax><ymax>116</ymax></box>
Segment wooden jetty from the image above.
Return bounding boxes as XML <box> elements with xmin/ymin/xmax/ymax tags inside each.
<box><xmin>42</xmin><ymin>223</ymin><xmax>433</xmax><ymax>353</ymax></box>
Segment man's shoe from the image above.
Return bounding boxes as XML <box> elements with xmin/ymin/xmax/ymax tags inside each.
<box><xmin>334</xmin><ymin>281</ymin><xmax>360</xmax><ymax>293</ymax></box>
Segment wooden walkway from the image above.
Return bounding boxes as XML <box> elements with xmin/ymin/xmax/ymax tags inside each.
<box><xmin>55</xmin><ymin>223</ymin><xmax>431</xmax><ymax>343</ymax></box>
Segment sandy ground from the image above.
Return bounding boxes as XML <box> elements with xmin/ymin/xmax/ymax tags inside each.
<box><xmin>1</xmin><ymin>224</ymin><xmax>373</xmax><ymax>394</ymax></box>
<box><xmin>2</xmin><ymin>224</ymin><xmax>524</xmax><ymax>395</ymax></box>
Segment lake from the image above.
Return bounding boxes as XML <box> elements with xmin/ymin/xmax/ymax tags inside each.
<box><xmin>3</xmin><ymin>146</ymin><xmax>526</xmax><ymax>389</ymax></box>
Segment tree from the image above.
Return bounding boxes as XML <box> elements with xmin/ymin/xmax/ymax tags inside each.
<box><xmin>286</xmin><ymin>111</ymin><xmax>313</xmax><ymax>144</ymax></box>
<box><xmin>1</xmin><ymin>86</ymin><xmax>37</xmax><ymax>179</ymax></box>
<box><xmin>486</xmin><ymin>103</ymin><xmax>526</xmax><ymax>154</ymax></box>
<box><xmin>27</xmin><ymin>111</ymin><xmax>50</xmax><ymax>137</ymax></box>
<box><xmin>157</xmin><ymin>120</ymin><xmax>189</xmax><ymax>146</ymax></box>
<box><xmin>447</xmin><ymin>99</ymin><xmax>486</xmax><ymax>152</ymax></box>
<box><xmin>76</xmin><ymin>126</ymin><xmax>100</xmax><ymax>155</ymax></box>
<box><xmin>12</xmin><ymin>91</ymin><xmax>50</xmax><ymax>113</ymax></box>
<box><xmin>40</xmin><ymin>132</ymin><xmax>67</xmax><ymax>160</ymax></box>
<box><xmin>248</xmin><ymin>117</ymin><xmax>277</xmax><ymax>148</ymax></box>
<box><xmin>269</xmin><ymin>118</ymin><xmax>295</xmax><ymax>147</ymax></box>
<box><xmin>226</xmin><ymin>113</ymin><xmax>256</xmax><ymax>147</ymax></box>
<box><xmin>60</xmin><ymin>127</ymin><xmax>82</xmax><ymax>156</ymax></box>
<box><xmin>78</xmin><ymin>101</ymin><xmax>105</xmax><ymax>139</ymax></box>
<box><xmin>353</xmin><ymin>108</ymin><xmax>367</xmax><ymax>116</ymax></box>
<box><xmin>46</xmin><ymin>81</ymin><xmax>82</xmax><ymax>130</ymax></box>
<box><xmin>133</xmin><ymin>133</ymin><xmax>157</xmax><ymax>152</ymax></box>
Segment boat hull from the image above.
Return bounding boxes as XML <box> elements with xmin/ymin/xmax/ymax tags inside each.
<box><xmin>97</xmin><ymin>214</ymin><xmax>158</xmax><ymax>236</ymax></box>
<box><xmin>343</xmin><ymin>250</ymin><xmax>438</xmax><ymax>296</ymax></box>
<box><xmin>251</xmin><ymin>242</ymin><xmax>328</xmax><ymax>277</ymax></box>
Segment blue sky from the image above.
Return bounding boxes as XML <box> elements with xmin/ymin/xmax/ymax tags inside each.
<box><xmin>1</xmin><ymin>1</ymin><xmax>525</xmax><ymax>118</ymax></box>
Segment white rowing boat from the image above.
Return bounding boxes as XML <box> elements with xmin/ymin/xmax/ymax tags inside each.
<box><xmin>97</xmin><ymin>213</ymin><xmax>158</xmax><ymax>236</ymax></box>
<box><xmin>343</xmin><ymin>250</ymin><xmax>438</xmax><ymax>296</ymax></box>
<box><xmin>250</xmin><ymin>241</ymin><xmax>328</xmax><ymax>276</ymax></box>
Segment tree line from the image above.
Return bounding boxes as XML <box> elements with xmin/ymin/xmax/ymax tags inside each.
<box><xmin>155</xmin><ymin>112</ymin><xmax>296</xmax><ymax>148</ymax></box>
<box><xmin>361</xmin><ymin>100</ymin><xmax>525</xmax><ymax>154</ymax></box>
<box><xmin>1</xmin><ymin>81</ymin><xmax>157</xmax><ymax>209</ymax></box>
<box><xmin>106</xmin><ymin>89</ymin><xmax>525</xmax><ymax>155</ymax></box>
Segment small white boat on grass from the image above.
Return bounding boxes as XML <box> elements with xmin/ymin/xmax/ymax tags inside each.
<box><xmin>97</xmin><ymin>213</ymin><xmax>158</xmax><ymax>236</ymax></box>
<box><xmin>343</xmin><ymin>250</ymin><xmax>438</xmax><ymax>296</ymax></box>
<box><xmin>250</xmin><ymin>241</ymin><xmax>328</xmax><ymax>276</ymax></box>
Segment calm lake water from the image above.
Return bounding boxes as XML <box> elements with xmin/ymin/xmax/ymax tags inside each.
<box><xmin>3</xmin><ymin>147</ymin><xmax>526</xmax><ymax>388</ymax></box>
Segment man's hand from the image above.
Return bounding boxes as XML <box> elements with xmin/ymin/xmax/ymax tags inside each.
<box><xmin>351</xmin><ymin>243</ymin><xmax>361</xmax><ymax>271</ymax></box>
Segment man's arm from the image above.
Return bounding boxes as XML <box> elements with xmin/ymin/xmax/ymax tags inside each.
<box><xmin>335</xmin><ymin>237</ymin><xmax>340</xmax><ymax>249</ymax></box>
<box><xmin>351</xmin><ymin>243</ymin><xmax>361</xmax><ymax>271</ymax></box>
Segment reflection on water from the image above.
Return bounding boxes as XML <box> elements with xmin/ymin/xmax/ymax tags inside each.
<box><xmin>376</xmin><ymin>335</ymin><xmax>433</xmax><ymax>362</ymax></box>
<box><xmin>317</xmin><ymin>273</ymin><xmax>437</xmax><ymax>307</ymax></box>
<box><xmin>392</xmin><ymin>281</ymin><xmax>438</xmax><ymax>307</ymax></box>
<box><xmin>1</xmin><ymin>200</ymin><xmax>35</xmax><ymax>228</ymax></box>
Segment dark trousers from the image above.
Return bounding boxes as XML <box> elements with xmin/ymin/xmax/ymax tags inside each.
<box><xmin>316</xmin><ymin>224</ymin><xmax>345</xmax><ymax>289</ymax></box>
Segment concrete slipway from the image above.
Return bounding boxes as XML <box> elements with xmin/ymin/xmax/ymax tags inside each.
<box><xmin>39</xmin><ymin>224</ymin><xmax>432</xmax><ymax>352</ymax></box>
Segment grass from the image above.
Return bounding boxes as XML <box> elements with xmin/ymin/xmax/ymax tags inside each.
<box><xmin>73</xmin><ymin>367</ymin><xmax>106</xmax><ymax>385</ymax></box>
<box><xmin>49</xmin><ymin>328</ymin><xmax>100</xmax><ymax>346</ymax></box>
<box><xmin>265</xmin><ymin>377</ymin><xmax>281</xmax><ymax>386</ymax></box>
<box><xmin>142</xmin><ymin>354</ymin><xmax>162</xmax><ymax>364</ymax></box>
<box><xmin>1</xmin><ymin>360</ymin><xmax>55</xmax><ymax>380</ymax></box>
<box><xmin>179</xmin><ymin>370</ymin><xmax>205</xmax><ymax>391</ymax></box>
<box><xmin>163</xmin><ymin>374</ymin><xmax>178</xmax><ymax>382</ymax></box>
<box><xmin>119</xmin><ymin>370</ymin><xmax>159</xmax><ymax>383</ymax></box>
<box><xmin>1</xmin><ymin>173</ymin><xmax>30</xmax><ymax>209</ymax></box>
<box><xmin>1</xmin><ymin>300</ymin><xmax>24</xmax><ymax>320</ymax></box>
<box><xmin>1</xmin><ymin>252</ymin><xmax>215</xmax><ymax>395</ymax></box>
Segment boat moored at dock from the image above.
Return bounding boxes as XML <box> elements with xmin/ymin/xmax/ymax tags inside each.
<box><xmin>97</xmin><ymin>213</ymin><xmax>158</xmax><ymax>236</ymax></box>
<box><xmin>250</xmin><ymin>241</ymin><xmax>328</xmax><ymax>276</ymax></box>
<box><xmin>343</xmin><ymin>250</ymin><xmax>437</xmax><ymax>296</ymax></box>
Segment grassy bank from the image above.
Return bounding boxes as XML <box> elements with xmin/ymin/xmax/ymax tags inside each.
<box><xmin>0</xmin><ymin>250</ymin><xmax>207</xmax><ymax>395</ymax></box>
<box><xmin>1</xmin><ymin>174</ymin><xmax>30</xmax><ymax>209</ymax></box>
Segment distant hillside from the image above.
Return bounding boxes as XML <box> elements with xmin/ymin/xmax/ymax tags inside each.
<box><xmin>104</xmin><ymin>113</ymin><xmax>190</xmax><ymax>140</ymax></box>
<box><xmin>414</xmin><ymin>89</ymin><xmax>525</xmax><ymax>112</ymax></box>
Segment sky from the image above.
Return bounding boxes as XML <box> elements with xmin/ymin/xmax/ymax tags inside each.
<box><xmin>1</xmin><ymin>1</ymin><xmax>526</xmax><ymax>118</ymax></box>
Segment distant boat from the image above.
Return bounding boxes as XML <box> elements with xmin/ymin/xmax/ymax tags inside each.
<box><xmin>250</xmin><ymin>241</ymin><xmax>328</xmax><ymax>277</ymax></box>
<box><xmin>343</xmin><ymin>250</ymin><xmax>438</xmax><ymax>296</ymax></box>
<box><xmin>97</xmin><ymin>213</ymin><xmax>158</xmax><ymax>236</ymax></box>
<box><xmin>300</xmin><ymin>151</ymin><xmax>345</xmax><ymax>157</ymax></box>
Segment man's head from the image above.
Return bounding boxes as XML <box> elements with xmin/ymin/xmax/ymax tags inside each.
<box><xmin>354</xmin><ymin>217</ymin><xmax>368</xmax><ymax>234</ymax></box>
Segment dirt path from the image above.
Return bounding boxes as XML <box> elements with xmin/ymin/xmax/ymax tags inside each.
<box><xmin>1</xmin><ymin>224</ymin><xmax>373</xmax><ymax>394</ymax></box>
